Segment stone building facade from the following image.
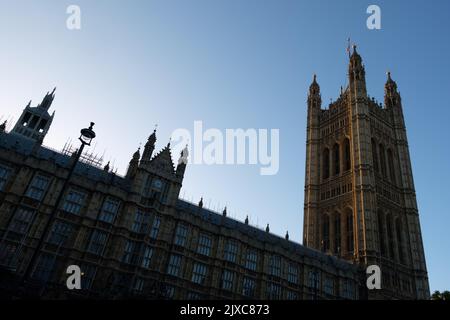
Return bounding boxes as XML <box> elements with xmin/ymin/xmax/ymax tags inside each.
<box><xmin>0</xmin><ymin>47</ymin><xmax>429</xmax><ymax>300</ymax></box>
<box><xmin>0</xmin><ymin>92</ymin><xmax>360</xmax><ymax>300</ymax></box>
<box><xmin>303</xmin><ymin>46</ymin><xmax>430</xmax><ymax>299</ymax></box>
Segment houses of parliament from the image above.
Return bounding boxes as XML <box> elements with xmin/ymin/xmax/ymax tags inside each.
<box><xmin>0</xmin><ymin>47</ymin><xmax>429</xmax><ymax>300</ymax></box>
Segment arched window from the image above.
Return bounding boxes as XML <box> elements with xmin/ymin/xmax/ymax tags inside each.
<box><xmin>387</xmin><ymin>149</ymin><xmax>396</xmax><ymax>184</ymax></box>
<box><xmin>344</xmin><ymin>138</ymin><xmax>351</xmax><ymax>171</ymax></box>
<box><xmin>333</xmin><ymin>143</ymin><xmax>340</xmax><ymax>176</ymax></box>
<box><xmin>396</xmin><ymin>218</ymin><xmax>404</xmax><ymax>264</ymax></box>
<box><xmin>386</xmin><ymin>214</ymin><xmax>395</xmax><ymax>260</ymax></box>
<box><xmin>346</xmin><ymin>210</ymin><xmax>354</xmax><ymax>254</ymax></box>
<box><xmin>378</xmin><ymin>210</ymin><xmax>385</xmax><ymax>256</ymax></box>
<box><xmin>372</xmin><ymin>139</ymin><xmax>379</xmax><ymax>173</ymax></box>
<box><xmin>379</xmin><ymin>144</ymin><xmax>387</xmax><ymax>178</ymax></box>
<box><xmin>334</xmin><ymin>213</ymin><xmax>341</xmax><ymax>255</ymax></box>
<box><xmin>322</xmin><ymin>214</ymin><xmax>330</xmax><ymax>252</ymax></box>
<box><xmin>323</xmin><ymin>148</ymin><xmax>330</xmax><ymax>180</ymax></box>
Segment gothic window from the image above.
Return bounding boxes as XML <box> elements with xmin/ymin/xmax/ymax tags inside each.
<box><xmin>25</xmin><ymin>174</ymin><xmax>50</xmax><ymax>201</ymax></box>
<box><xmin>191</xmin><ymin>263</ymin><xmax>208</xmax><ymax>284</ymax></box>
<box><xmin>378</xmin><ymin>210</ymin><xmax>386</xmax><ymax>256</ymax></box>
<box><xmin>346</xmin><ymin>210</ymin><xmax>354</xmax><ymax>254</ymax></box>
<box><xmin>150</xmin><ymin>216</ymin><xmax>161</xmax><ymax>239</ymax></box>
<box><xmin>197</xmin><ymin>233</ymin><xmax>212</xmax><ymax>256</ymax></box>
<box><xmin>387</xmin><ymin>148</ymin><xmax>396</xmax><ymax>184</ymax></box>
<box><xmin>174</xmin><ymin>223</ymin><xmax>188</xmax><ymax>247</ymax></box>
<box><xmin>62</xmin><ymin>190</ymin><xmax>86</xmax><ymax>215</ymax></box>
<box><xmin>379</xmin><ymin>143</ymin><xmax>387</xmax><ymax>178</ymax></box>
<box><xmin>372</xmin><ymin>139</ymin><xmax>379</xmax><ymax>173</ymax></box>
<box><xmin>322</xmin><ymin>214</ymin><xmax>330</xmax><ymax>252</ymax></box>
<box><xmin>48</xmin><ymin>221</ymin><xmax>74</xmax><ymax>246</ymax></box>
<box><xmin>99</xmin><ymin>198</ymin><xmax>120</xmax><ymax>223</ymax></box>
<box><xmin>245</xmin><ymin>249</ymin><xmax>258</xmax><ymax>271</ymax></box>
<box><xmin>333</xmin><ymin>143</ymin><xmax>340</xmax><ymax>175</ymax></box>
<box><xmin>323</xmin><ymin>148</ymin><xmax>330</xmax><ymax>180</ymax></box>
<box><xmin>220</xmin><ymin>270</ymin><xmax>234</xmax><ymax>291</ymax></box>
<box><xmin>223</xmin><ymin>240</ymin><xmax>239</xmax><ymax>263</ymax></box>
<box><xmin>167</xmin><ymin>254</ymin><xmax>182</xmax><ymax>277</ymax></box>
<box><xmin>344</xmin><ymin>138</ymin><xmax>351</xmax><ymax>171</ymax></box>
<box><xmin>396</xmin><ymin>218</ymin><xmax>404</xmax><ymax>264</ymax></box>
<box><xmin>386</xmin><ymin>214</ymin><xmax>395</xmax><ymax>260</ymax></box>
<box><xmin>334</xmin><ymin>213</ymin><xmax>341</xmax><ymax>255</ymax></box>
<box><xmin>242</xmin><ymin>277</ymin><xmax>256</xmax><ymax>297</ymax></box>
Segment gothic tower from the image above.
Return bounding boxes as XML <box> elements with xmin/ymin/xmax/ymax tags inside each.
<box><xmin>11</xmin><ymin>88</ymin><xmax>56</xmax><ymax>143</ymax></box>
<box><xmin>303</xmin><ymin>46</ymin><xmax>429</xmax><ymax>299</ymax></box>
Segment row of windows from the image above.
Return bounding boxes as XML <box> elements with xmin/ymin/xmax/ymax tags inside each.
<box><xmin>321</xmin><ymin>210</ymin><xmax>354</xmax><ymax>254</ymax></box>
<box><xmin>371</xmin><ymin>139</ymin><xmax>397</xmax><ymax>184</ymax></box>
<box><xmin>322</xmin><ymin>139</ymin><xmax>351</xmax><ymax>180</ymax></box>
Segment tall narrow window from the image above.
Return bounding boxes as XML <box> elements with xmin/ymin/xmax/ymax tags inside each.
<box><xmin>396</xmin><ymin>218</ymin><xmax>404</xmax><ymax>264</ymax></box>
<box><xmin>387</xmin><ymin>149</ymin><xmax>396</xmax><ymax>184</ymax></box>
<box><xmin>99</xmin><ymin>198</ymin><xmax>120</xmax><ymax>223</ymax></box>
<box><xmin>372</xmin><ymin>139</ymin><xmax>379</xmax><ymax>173</ymax></box>
<box><xmin>150</xmin><ymin>217</ymin><xmax>161</xmax><ymax>239</ymax></box>
<box><xmin>323</xmin><ymin>148</ymin><xmax>330</xmax><ymax>180</ymax></box>
<box><xmin>26</xmin><ymin>174</ymin><xmax>49</xmax><ymax>201</ymax></box>
<box><xmin>386</xmin><ymin>214</ymin><xmax>395</xmax><ymax>260</ymax></box>
<box><xmin>174</xmin><ymin>223</ymin><xmax>188</xmax><ymax>247</ymax></box>
<box><xmin>62</xmin><ymin>190</ymin><xmax>85</xmax><ymax>215</ymax></box>
<box><xmin>346</xmin><ymin>210</ymin><xmax>354</xmax><ymax>254</ymax></box>
<box><xmin>322</xmin><ymin>214</ymin><xmax>330</xmax><ymax>252</ymax></box>
<box><xmin>344</xmin><ymin>138</ymin><xmax>351</xmax><ymax>171</ymax></box>
<box><xmin>333</xmin><ymin>143</ymin><xmax>340</xmax><ymax>175</ymax></box>
<box><xmin>378</xmin><ymin>211</ymin><xmax>386</xmax><ymax>256</ymax></box>
<box><xmin>334</xmin><ymin>214</ymin><xmax>341</xmax><ymax>255</ymax></box>
<box><xmin>379</xmin><ymin>144</ymin><xmax>387</xmax><ymax>178</ymax></box>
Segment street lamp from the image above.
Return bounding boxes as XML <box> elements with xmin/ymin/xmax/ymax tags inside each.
<box><xmin>79</xmin><ymin>122</ymin><xmax>96</xmax><ymax>146</ymax></box>
<box><xmin>21</xmin><ymin>122</ymin><xmax>96</xmax><ymax>292</ymax></box>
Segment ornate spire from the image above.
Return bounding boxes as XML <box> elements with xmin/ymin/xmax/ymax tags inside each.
<box><xmin>38</xmin><ymin>87</ymin><xmax>56</xmax><ymax>110</ymax></box>
<box><xmin>265</xmin><ymin>224</ymin><xmax>270</xmax><ymax>233</ymax></box>
<box><xmin>103</xmin><ymin>161</ymin><xmax>110</xmax><ymax>172</ymax></box>
<box><xmin>245</xmin><ymin>215</ymin><xmax>249</xmax><ymax>225</ymax></box>
<box><xmin>285</xmin><ymin>231</ymin><xmax>289</xmax><ymax>240</ymax></box>
<box><xmin>222</xmin><ymin>206</ymin><xmax>227</xmax><ymax>217</ymax></box>
<box><xmin>142</xmin><ymin>127</ymin><xmax>157</xmax><ymax>162</ymax></box>
<box><xmin>199</xmin><ymin>197</ymin><xmax>203</xmax><ymax>208</ymax></box>
<box><xmin>384</xmin><ymin>71</ymin><xmax>401</xmax><ymax>107</ymax></box>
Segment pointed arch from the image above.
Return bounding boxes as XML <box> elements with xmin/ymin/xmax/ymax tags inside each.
<box><xmin>334</xmin><ymin>212</ymin><xmax>341</xmax><ymax>255</ymax></box>
<box><xmin>395</xmin><ymin>217</ymin><xmax>404</xmax><ymax>264</ymax></box>
<box><xmin>377</xmin><ymin>210</ymin><xmax>386</xmax><ymax>256</ymax></box>
<box><xmin>333</xmin><ymin>143</ymin><xmax>340</xmax><ymax>175</ymax></box>
<box><xmin>372</xmin><ymin>138</ymin><xmax>379</xmax><ymax>173</ymax></box>
<box><xmin>387</xmin><ymin>148</ymin><xmax>396</xmax><ymax>184</ymax></box>
<box><xmin>323</xmin><ymin>148</ymin><xmax>330</xmax><ymax>180</ymax></box>
<box><xmin>345</xmin><ymin>208</ymin><xmax>354</xmax><ymax>255</ymax></box>
<box><xmin>344</xmin><ymin>138</ymin><xmax>351</xmax><ymax>171</ymax></box>
<box><xmin>379</xmin><ymin>143</ymin><xmax>387</xmax><ymax>178</ymax></box>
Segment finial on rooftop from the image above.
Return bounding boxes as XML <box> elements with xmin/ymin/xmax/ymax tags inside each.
<box><xmin>245</xmin><ymin>215</ymin><xmax>249</xmax><ymax>225</ymax></box>
<box><xmin>222</xmin><ymin>206</ymin><xmax>227</xmax><ymax>217</ymax></box>
<box><xmin>285</xmin><ymin>231</ymin><xmax>289</xmax><ymax>240</ymax></box>
<box><xmin>104</xmin><ymin>161</ymin><xmax>110</xmax><ymax>172</ymax></box>
<box><xmin>199</xmin><ymin>197</ymin><xmax>203</xmax><ymax>208</ymax></box>
<box><xmin>266</xmin><ymin>224</ymin><xmax>270</xmax><ymax>233</ymax></box>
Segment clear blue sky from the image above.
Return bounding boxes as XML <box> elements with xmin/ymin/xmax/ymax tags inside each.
<box><xmin>0</xmin><ymin>0</ymin><xmax>449</xmax><ymax>293</ymax></box>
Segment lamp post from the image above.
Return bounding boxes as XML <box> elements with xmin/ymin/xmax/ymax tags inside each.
<box><xmin>21</xmin><ymin>123</ymin><xmax>96</xmax><ymax>291</ymax></box>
